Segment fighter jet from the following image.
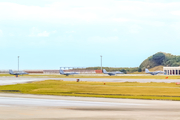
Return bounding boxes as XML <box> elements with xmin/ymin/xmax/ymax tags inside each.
<box><xmin>102</xmin><ymin>69</ymin><xmax>123</xmax><ymax>76</ymax></box>
<box><xmin>59</xmin><ymin>70</ymin><xmax>79</xmax><ymax>76</ymax></box>
<box><xmin>145</xmin><ymin>68</ymin><xmax>164</xmax><ymax>75</ymax></box>
<box><xmin>9</xmin><ymin>69</ymin><xmax>28</xmax><ymax>77</ymax></box>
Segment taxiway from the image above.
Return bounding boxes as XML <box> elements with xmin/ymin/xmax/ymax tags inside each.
<box><xmin>0</xmin><ymin>77</ymin><xmax>180</xmax><ymax>85</ymax></box>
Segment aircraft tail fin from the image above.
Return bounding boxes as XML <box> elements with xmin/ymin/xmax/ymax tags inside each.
<box><xmin>9</xmin><ymin>69</ymin><xmax>14</xmax><ymax>74</ymax></box>
<box><xmin>59</xmin><ymin>70</ymin><xmax>64</xmax><ymax>74</ymax></box>
<box><xmin>145</xmin><ymin>68</ymin><xmax>149</xmax><ymax>73</ymax></box>
<box><xmin>102</xmin><ymin>69</ymin><xmax>107</xmax><ymax>74</ymax></box>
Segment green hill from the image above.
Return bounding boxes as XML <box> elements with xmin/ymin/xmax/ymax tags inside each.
<box><xmin>139</xmin><ymin>52</ymin><xmax>180</xmax><ymax>71</ymax></box>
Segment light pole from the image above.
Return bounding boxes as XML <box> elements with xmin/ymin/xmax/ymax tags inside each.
<box><xmin>18</xmin><ymin>56</ymin><xmax>19</xmax><ymax>72</ymax></box>
<box><xmin>100</xmin><ymin>55</ymin><xmax>102</xmax><ymax>70</ymax></box>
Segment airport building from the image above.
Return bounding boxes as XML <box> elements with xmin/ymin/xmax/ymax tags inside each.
<box><xmin>163</xmin><ymin>67</ymin><xmax>180</xmax><ymax>75</ymax></box>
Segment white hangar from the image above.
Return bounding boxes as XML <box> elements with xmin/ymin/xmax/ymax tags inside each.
<box><xmin>163</xmin><ymin>67</ymin><xmax>180</xmax><ymax>75</ymax></box>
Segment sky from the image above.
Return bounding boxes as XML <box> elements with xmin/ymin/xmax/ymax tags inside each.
<box><xmin>1</xmin><ymin>0</ymin><xmax>180</xmax><ymax>70</ymax></box>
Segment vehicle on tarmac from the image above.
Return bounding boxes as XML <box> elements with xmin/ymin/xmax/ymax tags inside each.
<box><xmin>9</xmin><ymin>69</ymin><xmax>28</xmax><ymax>77</ymax></box>
<box><xmin>102</xmin><ymin>69</ymin><xmax>123</xmax><ymax>76</ymax></box>
<box><xmin>59</xmin><ymin>69</ymin><xmax>79</xmax><ymax>76</ymax></box>
<box><xmin>145</xmin><ymin>68</ymin><xmax>164</xmax><ymax>75</ymax></box>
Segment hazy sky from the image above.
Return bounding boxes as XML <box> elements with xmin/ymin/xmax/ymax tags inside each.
<box><xmin>1</xmin><ymin>0</ymin><xmax>180</xmax><ymax>70</ymax></box>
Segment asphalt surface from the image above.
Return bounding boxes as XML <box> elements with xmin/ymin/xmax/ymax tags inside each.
<box><xmin>0</xmin><ymin>77</ymin><xmax>180</xmax><ymax>119</ymax></box>
<box><xmin>0</xmin><ymin>77</ymin><xmax>180</xmax><ymax>85</ymax></box>
<box><xmin>0</xmin><ymin>93</ymin><xmax>180</xmax><ymax>120</ymax></box>
<box><xmin>0</xmin><ymin>96</ymin><xmax>144</xmax><ymax>107</ymax></box>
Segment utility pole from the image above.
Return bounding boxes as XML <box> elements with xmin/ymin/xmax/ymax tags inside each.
<box><xmin>18</xmin><ymin>56</ymin><xmax>19</xmax><ymax>72</ymax></box>
<box><xmin>100</xmin><ymin>55</ymin><xmax>102</xmax><ymax>70</ymax></box>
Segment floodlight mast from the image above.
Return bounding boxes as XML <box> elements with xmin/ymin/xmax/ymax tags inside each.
<box><xmin>100</xmin><ymin>55</ymin><xmax>102</xmax><ymax>70</ymax></box>
<box><xmin>18</xmin><ymin>56</ymin><xmax>19</xmax><ymax>72</ymax></box>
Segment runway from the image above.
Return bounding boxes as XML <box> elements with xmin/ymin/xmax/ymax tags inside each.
<box><xmin>0</xmin><ymin>77</ymin><xmax>180</xmax><ymax>85</ymax></box>
<box><xmin>0</xmin><ymin>93</ymin><xmax>180</xmax><ymax>120</ymax></box>
<box><xmin>0</xmin><ymin>96</ymin><xmax>144</xmax><ymax>107</ymax></box>
<box><xmin>0</xmin><ymin>77</ymin><xmax>180</xmax><ymax>119</ymax></box>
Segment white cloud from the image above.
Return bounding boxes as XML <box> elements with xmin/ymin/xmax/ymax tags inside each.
<box><xmin>87</xmin><ymin>36</ymin><xmax>119</xmax><ymax>44</ymax></box>
<box><xmin>112</xmin><ymin>29</ymin><xmax>118</xmax><ymax>32</ymax></box>
<box><xmin>129</xmin><ymin>25</ymin><xmax>143</xmax><ymax>34</ymax></box>
<box><xmin>29</xmin><ymin>27</ymin><xmax>52</xmax><ymax>37</ymax></box>
<box><xmin>9</xmin><ymin>33</ymin><xmax>14</xmax><ymax>36</ymax></box>
<box><xmin>37</xmin><ymin>31</ymin><xmax>50</xmax><ymax>37</ymax></box>
<box><xmin>65</xmin><ymin>31</ymin><xmax>75</xmax><ymax>33</ymax></box>
<box><xmin>0</xmin><ymin>29</ymin><xmax>2</xmax><ymax>36</ymax></box>
<box><xmin>171</xmin><ymin>11</ymin><xmax>180</xmax><ymax>16</ymax></box>
<box><xmin>52</xmin><ymin>30</ymin><xmax>57</xmax><ymax>33</ymax></box>
<box><xmin>1</xmin><ymin>0</ymin><xmax>180</xmax><ymax>25</ymax></box>
<box><xmin>112</xmin><ymin>18</ymin><xmax>130</xmax><ymax>22</ymax></box>
<box><xmin>1</xmin><ymin>0</ymin><xmax>180</xmax><ymax>39</ymax></box>
<box><xmin>29</xmin><ymin>27</ymin><xmax>40</xmax><ymax>37</ymax></box>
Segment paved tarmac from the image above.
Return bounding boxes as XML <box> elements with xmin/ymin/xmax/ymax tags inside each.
<box><xmin>0</xmin><ymin>77</ymin><xmax>180</xmax><ymax>119</ymax></box>
<box><xmin>0</xmin><ymin>77</ymin><xmax>180</xmax><ymax>85</ymax></box>
<box><xmin>0</xmin><ymin>93</ymin><xmax>180</xmax><ymax>120</ymax></box>
<box><xmin>59</xmin><ymin>78</ymin><xmax>180</xmax><ymax>83</ymax></box>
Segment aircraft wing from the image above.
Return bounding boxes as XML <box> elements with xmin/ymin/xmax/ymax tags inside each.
<box><xmin>115</xmin><ymin>71</ymin><xmax>124</xmax><ymax>74</ymax></box>
<box><xmin>156</xmin><ymin>71</ymin><xmax>164</xmax><ymax>74</ymax></box>
<box><xmin>108</xmin><ymin>73</ymin><xmax>116</xmax><ymax>76</ymax></box>
<box><xmin>17</xmin><ymin>72</ymin><xmax>28</xmax><ymax>75</ymax></box>
<box><xmin>63</xmin><ymin>72</ymin><xmax>79</xmax><ymax>76</ymax></box>
<box><xmin>21</xmin><ymin>72</ymin><xmax>28</xmax><ymax>74</ymax></box>
<box><xmin>72</xmin><ymin>72</ymin><xmax>79</xmax><ymax>74</ymax></box>
<box><xmin>151</xmin><ymin>71</ymin><xmax>164</xmax><ymax>75</ymax></box>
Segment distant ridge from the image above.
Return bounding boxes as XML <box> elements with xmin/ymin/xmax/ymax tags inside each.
<box><xmin>139</xmin><ymin>52</ymin><xmax>180</xmax><ymax>71</ymax></box>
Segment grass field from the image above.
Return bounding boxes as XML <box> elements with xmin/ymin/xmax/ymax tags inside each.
<box><xmin>1</xmin><ymin>80</ymin><xmax>180</xmax><ymax>100</ymax></box>
<box><xmin>1</xmin><ymin>74</ymin><xmax>180</xmax><ymax>79</ymax></box>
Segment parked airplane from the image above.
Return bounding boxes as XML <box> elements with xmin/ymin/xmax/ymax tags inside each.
<box><xmin>9</xmin><ymin>69</ymin><xmax>28</xmax><ymax>77</ymax></box>
<box><xmin>145</xmin><ymin>68</ymin><xmax>164</xmax><ymax>75</ymax></box>
<box><xmin>102</xmin><ymin>69</ymin><xmax>123</xmax><ymax>76</ymax></box>
<box><xmin>59</xmin><ymin>70</ymin><xmax>79</xmax><ymax>76</ymax></box>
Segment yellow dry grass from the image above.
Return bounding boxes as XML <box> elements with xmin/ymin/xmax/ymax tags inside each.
<box><xmin>0</xmin><ymin>80</ymin><xmax>180</xmax><ymax>100</ymax></box>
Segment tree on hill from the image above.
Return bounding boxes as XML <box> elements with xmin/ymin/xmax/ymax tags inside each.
<box><xmin>152</xmin><ymin>52</ymin><xmax>165</xmax><ymax>65</ymax></box>
<box><xmin>139</xmin><ymin>52</ymin><xmax>180</xmax><ymax>71</ymax></box>
<box><xmin>86</xmin><ymin>67</ymin><xmax>138</xmax><ymax>74</ymax></box>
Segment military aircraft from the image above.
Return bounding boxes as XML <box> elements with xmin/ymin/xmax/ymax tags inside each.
<box><xmin>9</xmin><ymin>69</ymin><xmax>28</xmax><ymax>77</ymax></box>
<box><xmin>59</xmin><ymin>70</ymin><xmax>79</xmax><ymax>76</ymax></box>
<box><xmin>145</xmin><ymin>68</ymin><xmax>164</xmax><ymax>75</ymax></box>
<box><xmin>102</xmin><ymin>69</ymin><xmax>123</xmax><ymax>76</ymax></box>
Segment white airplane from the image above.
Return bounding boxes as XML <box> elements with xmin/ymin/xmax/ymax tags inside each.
<box><xmin>9</xmin><ymin>69</ymin><xmax>28</xmax><ymax>77</ymax></box>
<box><xmin>59</xmin><ymin>70</ymin><xmax>79</xmax><ymax>76</ymax></box>
<box><xmin>103</xmin><ymin>69</ymin><xmax>123</xmax><ymax>76</ymax></box>
<box><xmin>145</xmin><ymin>68</ymin><xmax>164</xmax><ymax>75</ymax></box>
